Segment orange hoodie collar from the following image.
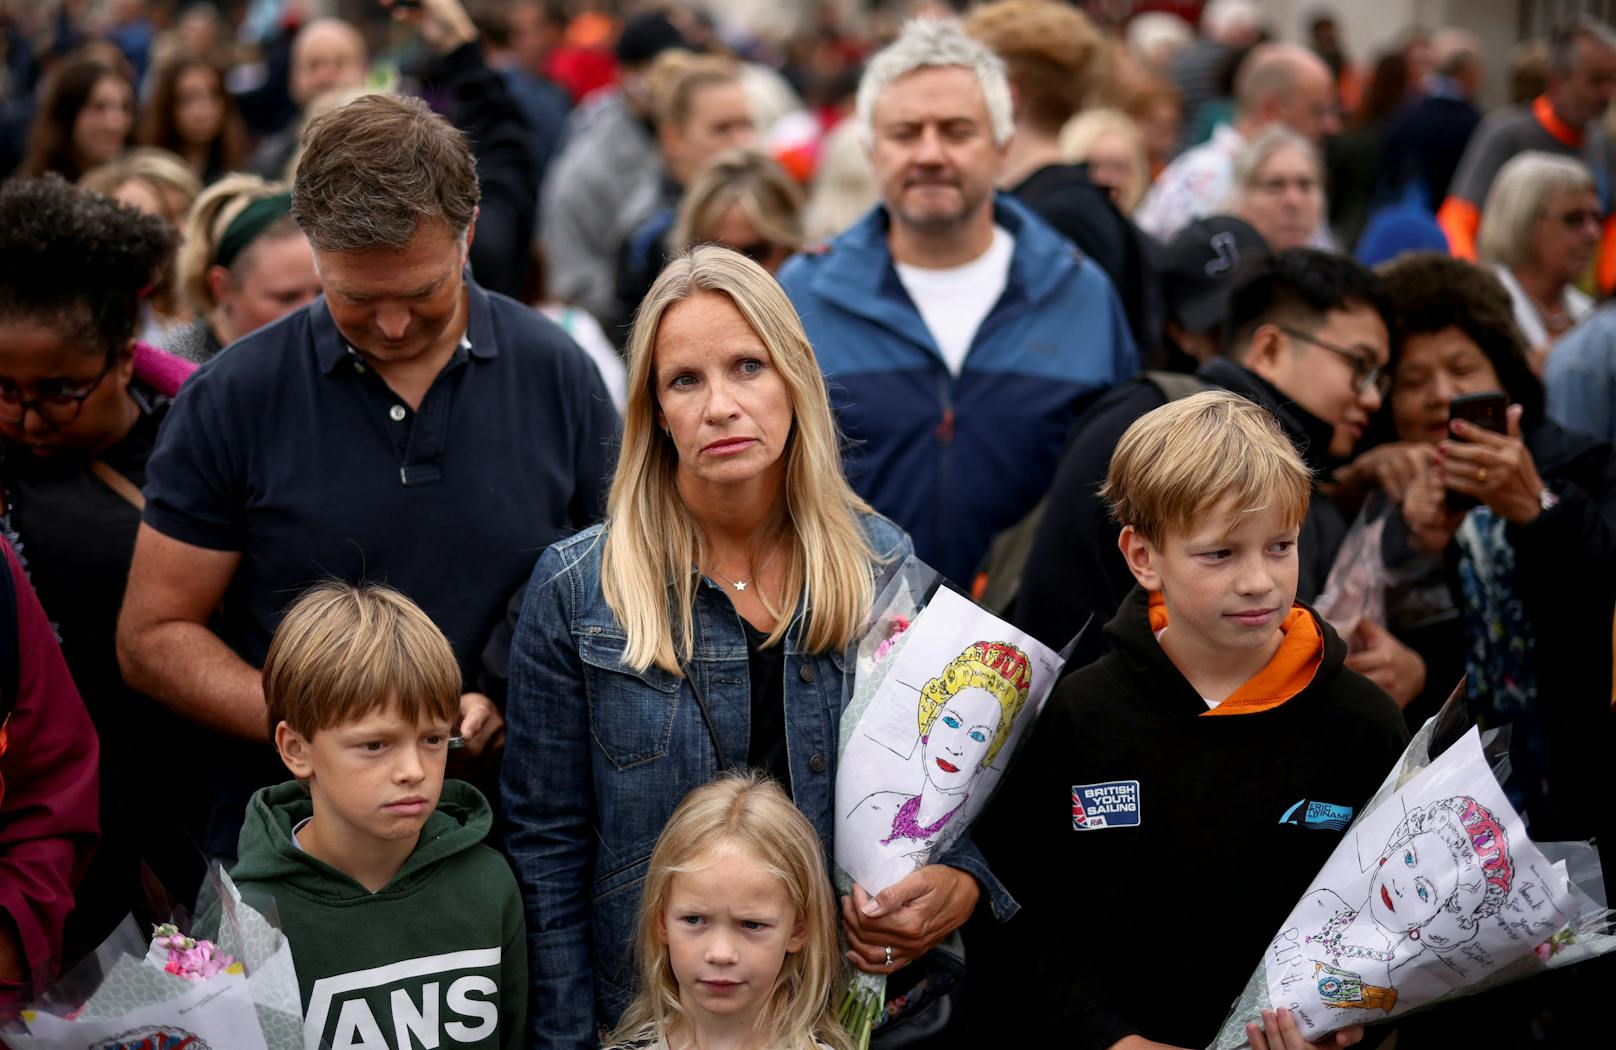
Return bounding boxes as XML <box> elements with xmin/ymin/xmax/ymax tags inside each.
<box><xmin>1148</xmin><ymin>592</ymin><xmax>1324</xmax><ymax>715</ymax></box>
<box><xmin>1534</xmin><ymin>95</ymin><xmax>1584</xmax><ymax>149</ymax></box>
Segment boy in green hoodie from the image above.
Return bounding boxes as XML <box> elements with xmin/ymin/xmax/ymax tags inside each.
<box><xmin>231</xmin><ymin>581</ymin><xmax>527</xmax><ymax>1049</ymax></box>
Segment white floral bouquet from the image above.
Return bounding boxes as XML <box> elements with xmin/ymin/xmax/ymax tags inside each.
<box><xmin>3</xmin><ymin>867</ymin><xmax>303</xmax><ymax>1050</ymax></box>
<box><xmin>833</xmin><ymin>556</ymin><xmax>1069</xmax><ymax>1047</ymax></box>
<box><xmin>1211</xmin><ymin>688</ymin><xmax>1615</xmax><ymax>1048</ymax></box>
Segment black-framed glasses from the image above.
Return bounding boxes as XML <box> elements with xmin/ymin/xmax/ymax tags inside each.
<box><xmin>1277</xmin><ymin>325</ymin><xmax>1390</xmax><ymax>396</ymax></box>
<box><xmin>0</xmin><ymin>360</ymin><xmax>116</xmax><ymax>427</ymax></box>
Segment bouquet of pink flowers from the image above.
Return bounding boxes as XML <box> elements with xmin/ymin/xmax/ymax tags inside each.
<box><xmin>2</xmin><ymin>868</ymin><xmax>302</xmax><ymax>1050</ymax></box>
<box><xmin>148</xmin><ymin>924</ymin><xmax>234</xmax><ymax>982</ymax></box>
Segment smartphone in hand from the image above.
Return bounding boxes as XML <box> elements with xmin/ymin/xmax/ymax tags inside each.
<box><xmin>1445</xmin><ymin>391</ymin><xmax>1508</xmax><ymax>509</ymax></box>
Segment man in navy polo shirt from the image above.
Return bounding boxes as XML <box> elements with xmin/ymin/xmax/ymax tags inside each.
<box><xmin>117</xmin><ymin>90</ymin><xmax>617</xmax><ymax>858</ymax></box>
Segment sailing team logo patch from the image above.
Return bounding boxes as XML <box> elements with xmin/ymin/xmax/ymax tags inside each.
<box><xmin>1278</xmin><ymin>798</ymin><xmax>1354</xmax><ymax>831</ymax></box>
<box><xmin>1071</xmin><ymin>780</ymin><xmax>1141</xmax><ymax>829</ymax></box>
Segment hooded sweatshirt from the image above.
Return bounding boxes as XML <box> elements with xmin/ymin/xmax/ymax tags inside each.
<box><xmin>968</xmin><ymin>587</ymin><xmax>1409</xmax><ymax>1049</ymax></box>
<box><xmin>231</xmin><ymin>780</ymin><xmax>526</xmax><ymax>1050</ymax></box>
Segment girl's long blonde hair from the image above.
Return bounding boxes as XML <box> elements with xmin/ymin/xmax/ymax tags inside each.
<box><xmin>601</xmin><ymin>245</ymin><xmax>876</xmax><ymax>674</ymax></box>
<box><xmin>608</xmin><ymin>773</ymin><xmax>851</xmax><ymax>1050</ymax></box>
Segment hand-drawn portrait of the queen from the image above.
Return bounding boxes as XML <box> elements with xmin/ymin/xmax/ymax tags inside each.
<box><xmin>1295</xmin><ymin>795</ymin><xmax>1515</xmax><ymax>1011</ymax></box>
<box><xmin>843</xmin><ymin>640</ymin><xmax>1032</xmax><ymax>872</ymax></box>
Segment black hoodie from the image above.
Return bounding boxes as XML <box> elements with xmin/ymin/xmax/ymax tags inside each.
<box><xmin>968</xmin><ymin>588</ymin><xmax>1408</xmax><ymax>1048</ymax></box>
<box><xmin>1012</xmin><ymin>356</ymin><xmax>1347</xmax><ymax>662</ymax></box>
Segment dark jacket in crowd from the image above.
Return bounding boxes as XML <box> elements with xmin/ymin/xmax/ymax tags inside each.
<box><xmin>433</xmin><ymin>40</ymin><xmax>540</xmax><ymax>300</ymax></box>
<box><xmin>777</xmin><ymin>194</ymin><xmax>1138</xmax><ymax>586</ymax></box>
<box><xmin>1012</xmin><ymin>356</ymin><xmax>1345</xmax><ymax>661</ymax></box>
<box><xmin>967</xmin><ymin>587</ymin><xmax>1409</xmax><ymax>1048</ymax></box>
<box><xmin>1388</xmin><ymin>420</ymin><xmax>1616</xmax><ymax>853</ymax></box>
<box><xmin>1011</xmin><ymin>163</ymin><xmax>1163</xmax><ymax>361</ymax></box>
<box><xmin>1379</xmin><ymin>89</ymin><xmax>1483</xmax><ymax>209</ymax></box>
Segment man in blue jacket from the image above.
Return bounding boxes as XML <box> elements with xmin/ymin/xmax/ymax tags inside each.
<box><xmin>777</xmin><ymin>18</ymin><xmax>1137</xmax><ymax>586</ymax></box>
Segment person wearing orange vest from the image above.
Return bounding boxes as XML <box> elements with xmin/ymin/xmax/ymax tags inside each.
<box><xmin>1439</xmin><ymin>18</ymin><xmax>1616</xmax><ymax>290</ymax></box>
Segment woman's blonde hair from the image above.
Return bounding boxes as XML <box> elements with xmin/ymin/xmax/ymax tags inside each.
<box><xmin>80</xmin><ymin>148</ymin><xmax>203</xmax><ymax>322</ymax></box>
<box><xmin>673</xmin><ymin>147</ymin><xmax>805</xmax><ymax>255</ymax></box>
<box><xmin>1477</xmin><ymin>150</ymin><xmax>1597</xmax><ymax>270</ymax></box>
<box><xmin>601</xmin><ymin>245</ymin><xmax>876</xmax><ymax>674</ymax></box>
<box><xmin>608</xmin><ymin>773</ymin><xmax>850</xmax><ymax>1050</ymax></box>
<box><xmin>80</xmin><ymin>147</ymin><xmax>202</xmax><ymax>225</ymax></box>
<box><xmin>646</xmin><ymin>50</ymin><xmax>742</xmax><ymax>130</ymax></box>
<box><xmin>1058</xmin><ymin>107</ymin><xmax>1150</xmax><ymax>213</ymax></box>
<box><xmin>178</xmin><ymin>172</ymin><xmax>300</xmax><ymax>315</ymax></box>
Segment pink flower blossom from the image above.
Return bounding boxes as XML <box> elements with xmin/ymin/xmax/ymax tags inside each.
<box><xmin>151</xmin><ymin>923</ymin><xmax>235</xmax><ymax>981</ymax></box>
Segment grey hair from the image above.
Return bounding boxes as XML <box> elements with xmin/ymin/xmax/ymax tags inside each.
<box><xmin>1477</xmin><ymin>151</ymin><xmax>1597</xmax><ymax>269</ymax></box>
<box><xmin>856</xmin><ymin>18</ymin><xmax>1014</xmax><ymax>149</ymax></box>
<box><xmin>1232</xmin><ymin>125</ymin><xmax>1321</xmax><ymax>192</ymax></box>
<box><xmin>1549</xmin><ymin>16</ymin><xmax>1616</xmax><ymax>76</ymax></box>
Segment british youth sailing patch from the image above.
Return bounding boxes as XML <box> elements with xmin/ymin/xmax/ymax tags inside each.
<box><xmin>1071</xmin><ymin>780</ymin><xmax>1141</xmax><ymax>829</ymax></box>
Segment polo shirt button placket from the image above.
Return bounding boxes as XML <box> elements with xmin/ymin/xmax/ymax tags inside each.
<box><xmin>389</xmin><ymin>405</ymin><xmax>407</xmax><ymax>422</ymax></box>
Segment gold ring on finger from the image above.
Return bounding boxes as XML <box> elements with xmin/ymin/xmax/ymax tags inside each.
<box><xmin>1477</xmin><ymin>466</ymin><xmax>1487</xmax><ymax>484</ymax></box>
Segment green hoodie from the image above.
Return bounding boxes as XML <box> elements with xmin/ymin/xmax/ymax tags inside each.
<box><xmin>231</xmin><ymin>779</ymin><xmax>527</xmax><ymax>1050</ymax></box>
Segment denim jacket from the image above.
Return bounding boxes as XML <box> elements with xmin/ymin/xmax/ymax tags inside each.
<box><xmin>502</xmin><ymin>513</ymin><xmax>1016</xmax><ymax>1049</ymax></box>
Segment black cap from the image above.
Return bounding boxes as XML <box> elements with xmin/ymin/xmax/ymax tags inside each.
<box><xmin>616</xmin><ymin>12</ymin><xmax>689</xmax><ymax>66</ymax></box>
<box><xmin>1160</xmin><ymin>215</ymin><xmax>1270</xmax><ymax>334</ymax></box>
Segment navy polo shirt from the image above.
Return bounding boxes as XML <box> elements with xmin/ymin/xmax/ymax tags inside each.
<box><xmin>142</xmin><ymin>277</ymin><xmax>619</xmax><ymax>685</ymax></box>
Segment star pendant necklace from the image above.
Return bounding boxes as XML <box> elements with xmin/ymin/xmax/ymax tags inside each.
<box><xmin>708</xmin><ymin>545</ymin><xmax>778</xmax><ymax>595</ymax></box>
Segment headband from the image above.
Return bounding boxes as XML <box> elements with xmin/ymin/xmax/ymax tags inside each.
<box><xmin>214</xmin><ymin>192</ymin><xmax>293</xmax><ymax>270</ymax></box>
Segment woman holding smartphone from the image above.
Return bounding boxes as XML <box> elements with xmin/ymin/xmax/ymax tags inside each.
<box><xmin>1365</xmin><ymin>254</ymin><xmax>1616</xmax><ymax>870</ymax></box>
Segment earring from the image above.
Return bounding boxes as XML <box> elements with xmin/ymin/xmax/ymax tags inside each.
<box><xmin>1408</xmin><ymin>928</ymin><xmax>1420</xmax><ymax>941</ymax></box>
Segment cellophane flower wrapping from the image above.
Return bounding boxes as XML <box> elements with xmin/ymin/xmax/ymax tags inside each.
<box><xmin>3</xmin><ymin>866</ymin><xmax>304</xmax><ymax>1050</ymax></box>
<box><xmin>1210</xmin><ymin>688</ymin><xmax>1615</xmax><ymax>1048</ymax></box>
<box><xmin>832</xmin><ymin>556</ymin><xmax>1069</xmax><ymax>1047</ymax></box>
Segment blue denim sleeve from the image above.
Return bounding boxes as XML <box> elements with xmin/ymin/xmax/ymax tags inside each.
<box><xmin>937</xmin><ymin>831</ymin><xmax>1018</xmax><ymax>922</ymax></box>
<box><xmin>1545</xmin><ymin>344</ymin><xmax>1616</xmax><ymax>446</ymax></box>
<box><xmin>500</xmin><ymin>546</ymin><xmax>599</xmax><ymax>1050</ymax></box>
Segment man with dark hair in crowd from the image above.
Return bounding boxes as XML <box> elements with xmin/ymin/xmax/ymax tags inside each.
<box><xmin>778</xmin><ymin>19</ymin><xmax>1136</xmax><ymax>588</ymax></box>
<box><xmin>118</xmin><ymin>76</ymin><xmax>617</xmax><ymax>860</ymax></box>
<box><xmin>1013</xmin><ymin>249</ymin><xmax>1424</xmax><ymax>706</ymax></box>
<box><xmin>1439</xmin><ymin>17</ymin><xmax>1616</xmax><ymax>275</ymax></box>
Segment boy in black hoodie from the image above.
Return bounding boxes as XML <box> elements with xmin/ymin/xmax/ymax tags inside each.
<box><xmin>972</xmin><ymin>392</ymin><xmax>1408</xmax><ymax>1049</ymax></box>
<box><xmin>231</xmin><ymin>582</ymin><xmax>526</xmax><ymax>1049</ymax></box>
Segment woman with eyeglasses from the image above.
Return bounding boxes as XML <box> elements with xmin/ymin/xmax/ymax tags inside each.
<box><xmin>1478</xmin><ymin>151</ymin><xmax>1601</xmax><ymax>371</ymax></box>
<box><xmin>1229</xmin><ymin>126</ymin><xmax>1327</xmax><ymax>252</ymax></box>
<box><xmin>0</xmin><ymin>177</ymin><xmax>208</xmax><ymax>954</ymax></box>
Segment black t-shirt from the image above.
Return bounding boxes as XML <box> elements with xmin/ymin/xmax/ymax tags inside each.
<box><xmin>1</xmin><ymin>383</ymin><xmax>210</xmax><ymax>934</ymax></box>
<box><xmin>2</xmin><ymin>383</ymin><xmax>165</xmax><ymax>724</ymax></box>
<box><xmin>743</xmin><ymin>620</ymin><xmax>791</xmax><ymax>798</ymax></box>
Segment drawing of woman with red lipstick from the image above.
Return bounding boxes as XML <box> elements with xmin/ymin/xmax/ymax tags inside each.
<box><xmin>1295</xmin><ymin>795</ymin><xmax>1515</xmax><ymax>1008</ymax></box>
<box><xmin>844</xmin><ymin>641</ymin><xmax>1032</xmax><ymax>872</ymax></box>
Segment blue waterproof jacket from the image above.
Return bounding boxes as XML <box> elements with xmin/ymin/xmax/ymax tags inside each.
<box><xmin>777</xmin><ymin>195</ymin><xmax>1138</xmax><ymax>584</ymax></box>
<box><xmin>500</xmin><ymin>514</ymin><xmax>1016</xmax><ymax>1049</ymax></box>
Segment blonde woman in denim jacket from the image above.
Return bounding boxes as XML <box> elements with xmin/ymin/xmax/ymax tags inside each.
<box><xmin>501</xmin><ymin>246</ymin><xmax>1016</xmax><ymax>1049</ymax></box>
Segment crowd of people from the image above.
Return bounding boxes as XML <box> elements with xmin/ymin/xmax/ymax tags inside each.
<box><xmin>1</xmin><ymin>1</ymin><xmax>1615</xmax><ymax>1049</ymax></box>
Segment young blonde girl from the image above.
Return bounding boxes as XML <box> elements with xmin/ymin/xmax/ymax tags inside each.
<box><xmin>608</xmin><ymin>773</ymin><xmax>851</xmax><ymax>1050</ymax></box>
